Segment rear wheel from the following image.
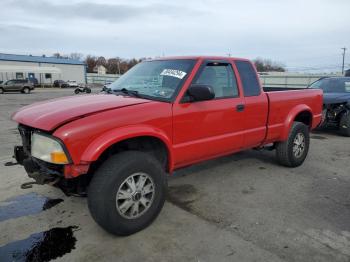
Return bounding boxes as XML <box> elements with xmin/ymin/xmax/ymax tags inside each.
<box><xmin>22</xmin><ymin>87</ymin><xmax>30</xmax><ymax>94</ymax></box>
<box><xmin>87</xmin><ymin>151</ymin><xmax>167</xmax><ymax>236</ymax></box>
<box><xmin>85</xmin><ymin>87</ymin><xmax>91</xmax><ymax>93</ymax></box>
<box><xmin>275</xmin><ymin>122</ymin><xmax>310</xmax><ymax>167</ymax></box>
<box><xmin>339</xmin><ymin>111</ymin><xmax>350</xmax><ymax>137</ymax></box>
<box><xmin>0</xmin><ymin>87</ymin><xmax>3</xmax><ymax>94</ymax></box>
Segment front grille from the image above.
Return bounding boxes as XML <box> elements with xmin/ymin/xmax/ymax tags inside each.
<box><xmin>18</xmin><ymin>124</ymin><xmax>34</xmax><ymax>155</ymax></box>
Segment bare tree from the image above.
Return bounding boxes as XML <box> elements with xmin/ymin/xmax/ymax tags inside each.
<box><xmin>69</xmin><ymin>52</ymin><xmax>84</xmax><ymax>61</ymax></box>
<box><xmin>53</xmin><ymin>52</ymin><xmax>62</xmax><ymax>58</ymax></box>
<box><xmin>106</xmin><ymin>58</ymin><xmax>121</xmax><ymax>74</ymax></box>
<box><xmin>84</xmin><ymin>55</ymin><xmax>142</xmax><ymax>74</ymax></box>
<box><xmin>96</xmin><ymin>56</ymin><xmax>107</xmax><ymax>67</ymax></box>
<box><xmin>85</xmin><ymin>55</ymin><xmax>97</xmax><ymax>73</ymax></box>
<box><xmin>253</xmin><ymin>58</ymin><xmax>286</xmax><ymax>72</ymax></box>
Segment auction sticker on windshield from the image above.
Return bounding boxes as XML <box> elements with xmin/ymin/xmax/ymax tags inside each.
<box><xmin>160</xmin><ymin>69</ymin><xmax>187</xmax><ymax>79</ymax></box>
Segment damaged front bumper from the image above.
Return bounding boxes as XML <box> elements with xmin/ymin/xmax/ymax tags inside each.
<box><xmin>14</xmin><ymin>145</ymin><xmax>64</xmax><ymax>185</ymax></box>
<box><xmin>13</xmin><ymin>125</ymin><xmax>90</xmax><ymax>189</ymax></box>
<box><xmin>14</xmin><ymin>144</ymin><xmax>91</xmax><ymax>195</ymax></box>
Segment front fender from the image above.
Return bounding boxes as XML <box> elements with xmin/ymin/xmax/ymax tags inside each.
<box><xmin>280</xmin><ymin>104</ymin><xmax>312</xmax><ymax>141</ymax></box>
<box><xmin>80</xmin><ymin>124</ymin><xmax>174</xmax><ymax>171</ymax></box>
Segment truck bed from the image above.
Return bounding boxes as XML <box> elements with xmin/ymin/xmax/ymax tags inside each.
<box><xmin>264</xmin><ymin>88</ymin><xmax>323</xmax><ymax>143</ymax></box>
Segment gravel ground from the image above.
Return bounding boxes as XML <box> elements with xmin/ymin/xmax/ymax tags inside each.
<box><xmin>0</xmin><ymin>88</ymin><xmax>349</xmax><ymax>262</ymax></box>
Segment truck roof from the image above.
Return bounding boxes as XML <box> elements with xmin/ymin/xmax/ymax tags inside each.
<box><xmin>151</xmin><ymin>56</ymin><xmax>251</xmax><ymax>62</ymax></box>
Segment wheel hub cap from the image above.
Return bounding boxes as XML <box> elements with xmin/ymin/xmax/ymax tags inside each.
<box><xmin>116</xmin><ymin>172</ymin><xmax>155</xmax><ymax>219</ymax></box>
<box><xmin>132</xmin><ymin>191</ymin><xmax>142</xmax><ymax>201</ymax></box>
<box><xmin>293</xmin><ymin>133</ymin><xmax>305</xmax><ymax>158</ymax></box>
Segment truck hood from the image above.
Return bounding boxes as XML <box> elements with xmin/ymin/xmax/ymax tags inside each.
<box><xmin>323</xmin><ymin>93</ymin><xmax>350</xmax><ymax>105</ymax></box>
<box><xmin>12</xmin><ymin>94</ymin><xmax>151</xmax><ymax>131</ymax></box>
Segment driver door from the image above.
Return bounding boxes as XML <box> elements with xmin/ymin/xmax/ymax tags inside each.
<box><xmin>172</xmin><ymin>61</ymin><xmax>245</xmax><ymax>167</ymax></box>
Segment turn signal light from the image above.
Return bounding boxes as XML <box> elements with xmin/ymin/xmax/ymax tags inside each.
<box><xmin>50</xmin><ymin>151</ymin><xmax>69</xmax><ymax>164</ymax></box>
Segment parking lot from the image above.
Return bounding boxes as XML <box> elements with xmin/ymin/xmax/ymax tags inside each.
<box><xmin>0</xmin><ymin>88</ymin><xmax>349</xmax><ymax>262</ymax></box>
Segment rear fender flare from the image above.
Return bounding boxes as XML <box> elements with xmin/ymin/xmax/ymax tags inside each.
<box><xmin>280</xmin><ymin>104</ymin><xmax>312</xmax><ymax>141</ymax></box>
<box><xmin>81</xmin><ymin>125</ymin><xmax>174</xmax><ymax>171</ymax></box>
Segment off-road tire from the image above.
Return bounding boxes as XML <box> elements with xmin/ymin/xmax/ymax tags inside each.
<box><xmin>339</xmin><ymin>111</ymin><xmax>350</xmax><ymax>137</ymax></box>
<box><xmin>22</xmin><ymin>87</ymin><xmax>30</xmax><ymax>94</ymax></box>
<box><xmin>0</xmin><ymin>87</ymin><xmax>3</xmax><ymax>94</ymax></box>
<box><xmin>275</xmin><ymin>121</ymin><xmax>310</xmax><ymax>167</ymax></box>
<box><xmin>87</xmin><ymin>151</ymin><xmax>167</xmax><ymax>236</ymax></box>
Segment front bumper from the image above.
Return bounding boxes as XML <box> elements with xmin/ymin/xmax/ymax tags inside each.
<box><xmin>14</xmin><ymin>125</ymin><xmax>91</xmax><ymax>185</ymax></box>
<box><xmin>14</xmin><ymin>145</ymin><xmax>64</xmax><ymax>184</ymax></box>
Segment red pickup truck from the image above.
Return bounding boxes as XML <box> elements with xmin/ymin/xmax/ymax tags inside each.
<box><xmin>12</xmin><ymin>56</ymin><xmax>322</xmax><ymax>235</ymax></box>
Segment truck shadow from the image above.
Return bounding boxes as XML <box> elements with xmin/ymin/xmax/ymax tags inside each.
<box><xmin>312</xmin><ymin>128</ymin><xmax>345</xmax><ymax>138</ymax></box>
<box><xmin>173</xmin><ymin>150</ymin><xmax>277</xmax><ymax>178</ymax></box>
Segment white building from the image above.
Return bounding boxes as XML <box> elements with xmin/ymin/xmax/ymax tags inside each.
<box><xmin>0</xmin><ymin>53</ymin><xmax>86</xmax><ymax>85</ymax></box>
<box><xmin>93</xmin><ymin>65</ymin><xmax>107</xmax><ymax>75</ymax></box>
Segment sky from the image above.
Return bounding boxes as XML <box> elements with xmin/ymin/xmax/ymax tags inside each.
<box><xmin>0</xmin><ymin>0</ymin><xmax>349</xmax><ymax>72</ymax></box>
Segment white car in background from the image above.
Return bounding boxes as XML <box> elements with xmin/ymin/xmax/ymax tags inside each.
<box><xmin>66</xmin><ymin>80</ymin><xmax>79</xmax><ymax>88</ymax></box>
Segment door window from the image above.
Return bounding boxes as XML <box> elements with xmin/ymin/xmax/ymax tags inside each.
<box><xmin>194</xmin><ymin>63</ymin><xmax>239</xmax><ymax>98</ymax></box>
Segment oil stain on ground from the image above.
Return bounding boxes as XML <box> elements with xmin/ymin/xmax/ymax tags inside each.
<box><xmin>167</xmin><ymin>184</ymin><xmax>228</xmax><ymax>226</ymax></box>
<box><xmin>0</xmin><ymin>193</ymin><xmax>63</xmax><ymax>222</ymax></box>
<box><xmin>0</xmin><ymin>226</ymin><xmax>78</xmax><ymax>262</ymax></box>
<box><xmin>4</xmin><ymin>162</ymin><xmax>19</xmax><ymax>166</ymax></box>
<box><xmin>167</xmin><ymin>184</ymin><xmax>197</xmax><ymax>213</ymax></box>
<box><xmin>241</xmin><ymin>186</ymin><xmax>256</xmax><ymax>195</ymax></box>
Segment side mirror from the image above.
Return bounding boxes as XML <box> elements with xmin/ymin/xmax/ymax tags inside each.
<box><xmin>186</xmin><ymin>84</ymin><xmax>215</xmax><ymax>102</ymax></box>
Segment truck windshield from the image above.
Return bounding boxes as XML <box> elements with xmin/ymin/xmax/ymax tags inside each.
<box><xmin>109</xmin><ymin>59</ymin><xmax>196</xmax><ymax>101</ymax></box>
<box><xmin>309</xmin><ymin>78</ymin><xmax>350</xmax><ymax>93</ymax></box>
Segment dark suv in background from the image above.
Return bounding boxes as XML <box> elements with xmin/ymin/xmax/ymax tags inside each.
<box><xmin>309</xmin><ymin>77</ymin><xmax>350</xmax><ymax>136</ymax></box>
<box><xmin>0</xmin><ymin>79</ymin><xmax>34</xmax><ymax>94</ymax></box>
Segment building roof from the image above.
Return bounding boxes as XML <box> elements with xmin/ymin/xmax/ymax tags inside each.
<box><xmin>0</xmin><ymin>53</ymin><xmax>85</xmax><ymax>65</ymax></box>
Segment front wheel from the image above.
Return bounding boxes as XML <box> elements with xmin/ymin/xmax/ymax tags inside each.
<box><xmin>87</xmin><ymin>151</ymin><xmax>167</xmax><ymax>236</ymax></box>
<box><xmin>275</xmin><ymin>122</ymin><xmax>310</xmax><ymax>167</ymax></box>
<box><xmin>0</xmin><ymin>87</ymin><xmax>3</xmax><ymax>94</ymax></box>
<box><xmin>339</xmin><ymin>111</ymin><xmax>350</xmax><ymax>137</ymax></box>
<box><xmin>22</xmin><ymin>87</ymin><xmax>30</xmax><ymax>94</ymax></box>
<box><xmin>74</xmin><ymin>88</ymin><xmax>80</xmax><ymax>94</ymax></box>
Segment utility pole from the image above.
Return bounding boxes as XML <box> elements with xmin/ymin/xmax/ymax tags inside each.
<box><xmin>341</xmin><ymin>47</ymin><xmax>347</xmax><ymax>75</ymax></box>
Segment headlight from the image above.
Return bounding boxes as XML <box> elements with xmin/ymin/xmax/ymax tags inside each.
<box><xmin>31</xmin><ymin>133</ymin><xmax>70</xmax><ymax>164</ymax></box>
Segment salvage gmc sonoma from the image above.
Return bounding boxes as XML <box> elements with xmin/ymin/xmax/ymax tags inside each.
<box><xmin>11</xmin><ymin>57</ymin><xmax>323</xmax><ymax>235</ymax></box>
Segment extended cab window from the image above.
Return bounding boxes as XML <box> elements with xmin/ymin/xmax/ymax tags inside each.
<box><xmin>235</xmin><ymin>61</ymin><xmax>261</xmax><ymax>97</ymax></box>
<box><xmin>194</xmin><ymin>63</ymin><xmax>239</xmax><ymax>98</ymax></box>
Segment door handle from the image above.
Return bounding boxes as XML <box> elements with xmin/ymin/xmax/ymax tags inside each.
<box><xmin>236</xmin><ymin>104</ymin><xmax>245</xmax><ymax>112</ymax></box>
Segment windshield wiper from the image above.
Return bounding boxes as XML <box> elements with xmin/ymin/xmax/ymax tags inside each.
<box><xmin>113</xmin><ymin>88</ymin><xmax>141</xmax><ymax>98</ymax></box>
